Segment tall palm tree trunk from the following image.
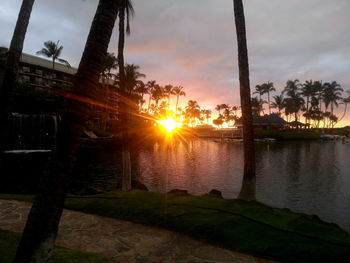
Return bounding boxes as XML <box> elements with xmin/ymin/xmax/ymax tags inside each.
<box><xmin>13</xmin><ymin>1</ymin><xmax>121</xmax><ymax>262</ymax></box>
<box><xmin>233</xmin><ymin>0</ymin><xmax>256</xmax><ymax>201</ymax></box>
<box><xmin>268</xmin><ymin>91</ymin><xmax>271</xmax><ymax>115</ymax></box>
<box><xmin>0</xmin><ymin>0</ymin><xmax>35</xmax><ymax>154</ymax></box>
<box><xmin>118</xmin><ymin>8</ymin><xmax>132</xmax><ymax>191</ymax></box>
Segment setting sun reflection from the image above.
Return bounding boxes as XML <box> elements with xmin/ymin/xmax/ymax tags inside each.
<box><xmin>157</xmin><ymin>117</ymin><xmax>182</xmax><ymax>133</ymax></box>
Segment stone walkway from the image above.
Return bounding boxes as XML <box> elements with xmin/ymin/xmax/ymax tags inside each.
<box><xmin>0</xmin><ymin>199</ymin><xmax>275</xmax><ymax>263</ymax></box>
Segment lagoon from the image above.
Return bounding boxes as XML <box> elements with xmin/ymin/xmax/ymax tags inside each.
<box><xmin>136</xmin><ymin>139</ymin><xmax>350</xmax><ymax>232</ymax></box>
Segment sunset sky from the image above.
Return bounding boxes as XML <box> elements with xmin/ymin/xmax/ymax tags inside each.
<box><xmin>1</xmin><ymin>0</ymin><xmax>350</xmax><ymax>126</ymax></box>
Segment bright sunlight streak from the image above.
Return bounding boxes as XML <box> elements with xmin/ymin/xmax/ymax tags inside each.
<box><xmin>157</xmin><ymin>117</ymin><xmax>182</xmax><ymax>133</ymax></box>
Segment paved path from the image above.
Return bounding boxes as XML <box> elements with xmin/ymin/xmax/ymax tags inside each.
<box><xmin>0</xmin><ymin>199</ymin><xmax>275</xmax><ymax>263</ymax></box>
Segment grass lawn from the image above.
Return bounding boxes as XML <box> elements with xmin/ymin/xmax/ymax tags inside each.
<box><xmin>1</xmin><ymin>190</ymin><xmax>350</xmax><ymax>263</ymax></box>
<box><xmin>0</xmin><ymin>229</ymin><xmax>118</xmax><ymax>263</ymax></box>
<box><xmin>255</xmin><ymin>130</ymin><xmax>321</xmax><ymax>140</ymax></box>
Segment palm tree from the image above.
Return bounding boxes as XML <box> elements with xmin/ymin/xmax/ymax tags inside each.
<box><xmin>201</xmin><ymin>109</ymin><xmax>212</xmax><ymax>124</ymax></box>
<box><xmin>233</xmin><ymin>0</ymin><xmax>256</xmax><ymax>201</ymax></box>
<box><xmin>301</xmin><ymin>80</ymin><xmax>315</xmax><ymax>124</ymax></box>
<box><xmin>338</xmin><ymin>90</ymin><xmax>350</xmax><ymax>123</ymax></box>
<box><xmin>284</xmin><ymin>94</ymin><xmax>304</xmax><ymax>122</ymax></box>
<box><xmin>215</xmin><ymin>104</ymin><xmax>222</xmax><ymax>115</ymax></box>
<box><xmin>253</xmin><ymin>84</ymin><xmax>265</xmax><ymax>115</ymax></box>
<box><xmin>151</xmin><ymin>84</ymin><xmax>165</xmax><ymax>108</ymax></box>
<box><xmin>101</xmin><ymin>52</ymin><xmax>118</xmax><ymax>80</ymax></box>
<box><xmin>163</xmin><ymin>84</ymin><xmax>173</xmax><ymax>109</ymax></box>
<box><xmin>13</xmin><ymin>1</ymin><xmax>122</xmax><ymax>261</ymax></box>
<box><xmin>123</xmin><ymin>64</ymin><xmax>146</xmax><ymax>96</ymax></box>
<box><xmin>232</xmin><ymin>105</ymin><xmax>240</xmax><ymax>116</ymax></box>
<box><xmin>323</xmin><ymin>81</ymin><xmax>343</xmax><ymax>127</ymax></box>
<box><xmin>283</xmin><ymin>79</ymin><xmax>301</xmax><ymax>97</ymax></box>
<box><xmin>146</xmin><ymin>80</ymin><xmax>157</xmax><ymax>110</ymax></box>
<box><xmin>283</xmin><ymin>80</ymin><xmax>304</xmax><ymax>122</ymax></box>
<box><xmin>271</xmin><ymin>94</ymin><xmax>284</xmax><ymax>115</ymax></box>
<box><xmin>117</xmin><ymin>0</ymin><xmax>134</xmax><ymax>192</ymax></box>
<box><xmin>36</xmin><ymin>40</ymin><xmax>70</xmax><ymax>70</ymax></box>
<box><xmin>251</xmin><ymin>97</ymin><xmax>262</xmax><ymax>116</ymax></box>
<box><xmin>172</xmin><ymin>85</ymin><xmax>186</xmax><ymax>115</ymax></box>
<box><xmin>0</xmin><ymin>0</ymin><xmax>35</xmax><ymax>154</ymax></box>
<box><xmin>185</xmin><ymin>100</ymin><xmax>201</xmax><ymax>126</ymax></box>
<box><xmin>261</xmin><ymin>81</ymin><xmax>275</xmax><ymax>115</ymax></box>
<box><xmin>135</xmin><ymin>81</ymin><xmax>148</xmax><ymax>110</ymax></box>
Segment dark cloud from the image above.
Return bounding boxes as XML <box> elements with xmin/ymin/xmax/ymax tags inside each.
<box><xmin>1</xmin><ymin>0</ymin><xmax>349</xmax><ymax>124</ymax></box>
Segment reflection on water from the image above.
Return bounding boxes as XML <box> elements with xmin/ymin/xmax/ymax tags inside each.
<box><xmin>137</xmin><ymin>139</ymin><xmax>350</xmax><ymax>232</ymax></box>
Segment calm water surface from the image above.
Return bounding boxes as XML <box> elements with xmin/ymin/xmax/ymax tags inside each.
<box><xmin>136</xmin><ymin>139</ymin><xmax>350</xmax><ymax>232</ymax></box>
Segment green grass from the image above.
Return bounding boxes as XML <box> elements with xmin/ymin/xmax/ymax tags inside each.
<box><xmin>255</xmin><ymin>130</ymin><xmax>321</xmax><ymax>140</ymax></box>
<box><xmin>1</xmin><ymin>191</ymin><xmax>350</xmax><ymax>263</ymax></box>
<box><xmin>0</xmin><ymin>229</ymin><xmax>118</xmax><ymax>263</ymax></box>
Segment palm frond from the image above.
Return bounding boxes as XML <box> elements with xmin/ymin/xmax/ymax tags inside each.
<box><xmin>57</xmin><ymin>58</ymin><xmax>71</xmax><ymax>68</ymax></box>
<box><xmin>36</xmin><ymin>48</ymin><xmax>51</xmax><ymax>58</ymax></box>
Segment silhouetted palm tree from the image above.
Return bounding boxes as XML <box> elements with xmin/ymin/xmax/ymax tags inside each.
<box><xmin>101</xmin><ymin>52</ymin><xmax>118</xmax><ymax>80</ymax></box>
<box><xmin>163</xmin><ymin>84</ymin><xmax>174</xmax><ymax>109</ymax></box>
<box><xmin>323</xmin><ymin>81</ymin><xmax>343</xmax><ymax>127</ymax></box>
<box><xmin>185</xmin><ymin>100</ymin><xmax>201</xmax><ymax>125</ymax></box>
<box><xmin>253</xmin><ymin>84</ymin><xmax>265</xmax><ymax>115</ymax></box>
<box><xmin>271</xmin><ymin>94</ymin><xmax>284</xmax><ymax>115</ymax></box>
<box><xmin>135</xmin><ymin>81</ymin><xmax>148</xmax><ymax>110</ymax></box>
<box><xmin>338</xmin><ymin>90</ymin><xmax>350</xmax><ymax>123</ymax></box>
<box><xmin>323</xmin><ymin>81</ymin><xmax>343</xmax><ymax>114</ymax></box>
<box><xmin>201</xmin><ymin>109</ymin><xmax>212</xmax><ymax>124</ymax></box>
<box><xmin>173</xmin><ymin>85</ymin><xmax>186</xmax><ymax>115</ymax></box>
<box><xmin>261</xmin><ymin>81</ymin><xmax>275</xmax><ymax>115</ymax></box>
<box><xmin>13</xmin><ymin>1</ymin><xmax>122</xmax><ymax>262</ymax></box>
<box><xmin>146</xmin><ymin>80</ymin><xmax>157</xmax><ymax>110</ymax></box>
<box><xmin>117</xmin><ymin>0</ymin><xmax>134</xmax><ymax>192</ymax></box>
<box><xmin>301</xmin><ymin>80</ymin><xmax>315</xmax><ymax>123</ymax></box>
<box><xmin>151</xmin><ymin>84</ymin><xmax>164</xmax><ymax>108</ymax></box>
<box><xmin>36</xmin><ymin>40</ymin><xmax>70</xmax><ymax>70</ymax></box>
<box><xmin>251</xmin><ymin>97</ymin><xmax>262</xmax><ymax>116</ymax></box>
<box><xmin>232</xmin><ymin>105</ymin><xmax>240</xmax><ymax>116</ymax></box>
<box><xmin>283</xmin><ymin>80</ymin><xmax>304</xmax><ymax>122</ymax></box>
<box><xmin>123</xmin><ymin>64</ymin><xmax>145</xmax><ymax>96</ymax></box>
<box><xmin>233</xmin><ymin>0</ymin><xmax>256</xmax><ymax>201</ymax></box>
<box><xmin>0</xmin><ymin>0</ymin><xmax>35</xmax><ymax>154</ymax></box>
<box><xmin>215</xmin><ymin>104</ymin><xmax>222</xmax><ymax>115</ymax></box>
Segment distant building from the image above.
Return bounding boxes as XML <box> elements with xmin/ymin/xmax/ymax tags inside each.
<box><xmin>16</xmin><ymin>52</ymin><xmax>120</xmax><ymax>126</ymax></box>
<box><xmin>235</xmin><ymin>114</ymin><xmax>287</xmax><ymax>130</ymax></box>
<box><xmin>18</xmin><ymin>53</ymin><xmax>77</xmax><ymax>89</ymax></box>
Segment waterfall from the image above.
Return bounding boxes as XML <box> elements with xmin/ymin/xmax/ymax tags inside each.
<box><xmin>10</xmin><ymin>113</ymin><xmax>57</xmax><ymax>150</ymax></box>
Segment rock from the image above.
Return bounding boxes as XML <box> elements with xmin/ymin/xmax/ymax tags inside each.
<box><xmin>167</xmin><ymin>189</ymin><xmax>189</xmax><ymax>195</ymax></box>
<box><xmin>208</xmin><ymin>189</ymin><xmax>223</xmax><ymax>198</ymax></box>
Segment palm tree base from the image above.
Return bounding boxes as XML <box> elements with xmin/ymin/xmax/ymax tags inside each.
<box><xmin>238</xmin><ymin>177</ymin><xmax>256</xmax><ymax>201</ymax></box>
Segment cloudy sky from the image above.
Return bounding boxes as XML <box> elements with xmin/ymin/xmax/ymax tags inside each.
<box><xmin>1</xmin><ymin>0</ymin><xmax>350</xmax><ymax>126</ymax></box>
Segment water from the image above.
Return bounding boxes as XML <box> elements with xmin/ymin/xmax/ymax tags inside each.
<box><xmin>136</xmin><ymin>139</ymin><xmax>350</xmax><ymax>232</ymax></box>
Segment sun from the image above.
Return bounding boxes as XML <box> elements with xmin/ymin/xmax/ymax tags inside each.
<box><xmin>157</xmin><ymin>117</ymin><xmax>181</xmax><ymax>133</ymax></box>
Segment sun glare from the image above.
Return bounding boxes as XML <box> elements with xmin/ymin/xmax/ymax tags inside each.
<box><xmin>157</xmin><ymin>117</ymin><xmax>181</xmax><ymax>133</ymax></box>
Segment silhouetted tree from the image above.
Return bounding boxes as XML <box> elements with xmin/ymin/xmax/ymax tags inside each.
<box><xmin>118</xmin><ymin>0</ymin><xmax>134</xmax><ymax>191</ymax></box>
<box><xmin>13</xmin><ymin>1</ymin><xmax>122</xmax><ymax>262</ymax></box>
<box><xmin>36</xmin><ymin>40</ymin><xmax>70</xmax><ymax>70</ymax></box>
<box><xmin>233</xmin><ymin>0</ymin><xmax>256</xmax><ymax>200</ymax></box>
<box><xmin>0</xmin><ymin>0</ymin><xmax>35</xmax><ymax>155</ymax></box>
<box><xmin>173</xmin><ymin>85</ymin><xmax>186</xmax><ymax>115</ymax></box>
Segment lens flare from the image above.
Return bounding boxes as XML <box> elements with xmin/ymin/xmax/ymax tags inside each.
<box><xmin>157</xmin><ymin>117</ymin><xmax>182</xmax><ymax>133</ymax></box>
